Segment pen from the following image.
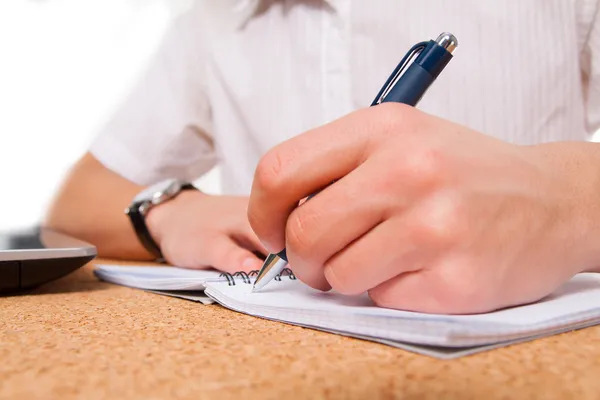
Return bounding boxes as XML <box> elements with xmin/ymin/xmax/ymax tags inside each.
<box><xmin>252</xmin><ymin>32</ymin><xmax>458</xmax><ymax>292</ymax></box>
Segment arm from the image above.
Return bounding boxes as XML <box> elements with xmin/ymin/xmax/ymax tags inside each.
<box><xmin>43</xmin><ymin>152</ymin><xmax>152</xmax><ymax>260</ymax></box>
<box><xmin>44</xmin><ymin>152</ymin><xmax>267</xmax><ymax>271</ymax></box>
<box><xmin>44</xmin><ymin>2</ymin><xmax>268</xmax><ymax>270</ymax></box>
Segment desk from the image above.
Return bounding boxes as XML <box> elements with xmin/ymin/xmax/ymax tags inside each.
<box><xmin>1</xmin><ymin>259</ymin><xmax>600</xmax><ymax>399</ymax></box>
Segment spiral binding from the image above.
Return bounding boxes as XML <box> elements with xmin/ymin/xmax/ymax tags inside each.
<box><xmin>219</xmin><ymin>268</ymin><xmax>296</xmax><ymax>286</ymax></box>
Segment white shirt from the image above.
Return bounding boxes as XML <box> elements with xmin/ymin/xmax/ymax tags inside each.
<box><xmin>90</xmin><ymin>0</ymin><xmax>600</xmax><ymax>195</ymax></box>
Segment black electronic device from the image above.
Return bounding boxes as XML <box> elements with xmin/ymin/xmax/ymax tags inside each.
<box><xmin>0</xmin><ymin>227</ymin><xmax>96</xmax><ymax>294</ymax></box>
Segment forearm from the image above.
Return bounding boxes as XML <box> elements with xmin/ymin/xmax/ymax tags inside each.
<box><xmin>44</xmin><ymin>153</ymin><xmax>154</xmax><ymax>260</ymax></box>
<box><xmin>533</xmin><ymin>141</ymin><xmax>600</xmax><ymax>273</ymax></box>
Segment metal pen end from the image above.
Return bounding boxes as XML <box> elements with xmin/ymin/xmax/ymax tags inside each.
<box><xmin>435</xmin><ymin>32</ymin><xmax>458</xmax><ymax>54</ymax></box>
<box><xmin>252</xmin><ymin>253</ymin><xmax>280</xmax><ymax>291</ymax></box>
<box><xmin>252</xmin><ymin>254</ymin><xmax>288</xmax><ymax>292</ymax></box>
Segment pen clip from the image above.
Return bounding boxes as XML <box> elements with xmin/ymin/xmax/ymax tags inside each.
<box><xmin>371</xmin><ymin>41</ymin><xmax>428</xmax><ymax>106</ymax></box>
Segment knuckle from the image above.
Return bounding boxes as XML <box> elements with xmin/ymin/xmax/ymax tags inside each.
<box><xmin>285</xmin><ymin>210</ymin><xmax>317</xmax><ymax>261</ymax></box>
<box><xmin>254</xmin><ymin>148</ymin><xmax>289</xmax><ymax>194</ymax></box>
<box><xmin>371</xmin><ymin>146</ymin><xmax>444</xmax><ymax>197</ymax></box>
<box><xmin>373</xmin><ymin>102</ymin><xmax>419</xmax><ymax>138</ymax></box>
<box><xmin>412</xmin><ymin>193</ymin><xmax>464</xmax><ymax>247</ymax></box>
<box><xmin>358</xmin><ymin>103</ymin><xmax>423</xmax><ymax>162</ymax></box>
<box><xmin>404</xmin><ymin>146</ymin><xmax>444</xmax><ymax>187</ymax></box>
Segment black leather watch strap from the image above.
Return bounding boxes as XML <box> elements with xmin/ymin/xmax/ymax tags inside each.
<box><xmin>126</xmin><ymin>183</ymin><xmax>197</xmax><ymax>260</ymax></box>
<box><xmin>128</xmin><ymin>203</ymin><xmax>163</xmax><ymax>259</ymax></box>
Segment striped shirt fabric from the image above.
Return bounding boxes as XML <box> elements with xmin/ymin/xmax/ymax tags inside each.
<box><xmin>90</xmin><ymin>0</ymin><xmax>600</xmax><ymax>195</ymax></box>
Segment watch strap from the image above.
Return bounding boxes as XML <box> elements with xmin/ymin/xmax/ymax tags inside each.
<box><xmin>128</xmin><ymin>204</ymin><xmax>163</xmax><ymax>259</ymax></box>
<box><xmin>128</xmin><ymin>182</ymin><xmax>197</xmax><ymax>260</ymax></box>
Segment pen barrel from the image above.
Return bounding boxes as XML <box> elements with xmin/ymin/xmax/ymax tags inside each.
<box><xmin>381</xmin><ymin>40</ymin><xmax>453</xmax><ymax>106</ymax></box>
<box><xmin>381</xmin><ymin>63</ymin><xmax>433</xmax><ymax>106</ymax></box>
<box><xmin>416</xmin><ymin>39</ymin><xmax>454</xmax><ymax>79</ymax></box>
<box><xmin>272</xmin><ymin>36</ymin><xmax>455</xmax><ymax>268</ymax></box>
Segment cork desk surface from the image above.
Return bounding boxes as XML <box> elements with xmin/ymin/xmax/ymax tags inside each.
<box><xmin>2</xmin><ymin>258</ymin><xmax>600</xmax><ymax>400</ymax></box>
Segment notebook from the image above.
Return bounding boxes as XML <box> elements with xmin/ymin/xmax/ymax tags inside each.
<box><xmin>94</xmin><ymin>264</ymin><xmax>600</xmax><ymax>359</ymax></box>
<box><xmin>203</xmin><ymin>270</ymin><xmax>600</xmax><ymax>359</ymax></box>
<box><xmin>93</xmin><ymin>264</ymin><xmax>222</xmax><ymax>304</ymax></box>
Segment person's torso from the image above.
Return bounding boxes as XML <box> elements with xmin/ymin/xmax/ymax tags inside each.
<box><xmin>198</xmin><ymin>0</ymin><xmax>596</xmax><ymax>194</ymax></box>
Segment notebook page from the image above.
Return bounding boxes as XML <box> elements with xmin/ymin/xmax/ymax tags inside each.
<box><xmin>203</xmin><ymin>273</ymin><xmax>600</xmax><ymax>347</ymax></box>
<box><xmin>452</xmin><ymin>273</ymin><xmax>600</xmax><ymax>325</ymax></box>
<box><xmin>95</xmin><ymin>265</ymin><xmax>222</xmax><ymax>279</ymax></box>
<box><xmin>205</xmin><ymin>279</ymin><xmax>482</xmax><ymax>346</ymax></box>
<box><xmin>334</xmin><ymin>317</ymin><xmax>600</xmax><ymax>359</ymax></box>
<box><xmin>206</xmin><ymin>273</ymin><xmax>600</xmax><ymax>325</ymax></box>
<box><xmin>94</xmin><ymin>264</ymin><xmax>224</xmax><ymax>290</ymax></box>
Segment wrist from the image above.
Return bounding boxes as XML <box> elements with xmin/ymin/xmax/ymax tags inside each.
<box><xmin>145</xmin><ymin>189</ymin><xmax>206</xmax><ymax>247</ymax></box>
<box><xmin>531</xmin><ymin>141</ymin><xmax>600</xmax><ymax>273</ymax></box>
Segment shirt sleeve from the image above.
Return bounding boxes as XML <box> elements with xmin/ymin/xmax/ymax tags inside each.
<box><xmin>89</xmin><ymin>2</ymin><xmax>216</xmax><ymax>186</ymax></box>
<box><xmin>582</xmin><ymin>0</ymin><xmax>600</xmax><ymax>136</ymax></box>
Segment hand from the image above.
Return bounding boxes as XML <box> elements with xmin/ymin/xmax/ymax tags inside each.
<box><xmin>248</xmin><ymin>103</ymin><xmax>599</xmax><ymax>314</ymax></box>
<box><xmin>147</xmin><ymin>191</ymin><xmax>267</xmax><ymax>273</ymax></box>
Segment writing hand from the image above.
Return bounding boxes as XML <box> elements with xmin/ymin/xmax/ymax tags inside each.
<box><xmin>248</xmin><ymin>103</ymin><xmax>598</xmax><ymax>314</ymax></box>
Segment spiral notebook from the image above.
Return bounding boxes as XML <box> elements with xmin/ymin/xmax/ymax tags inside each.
<box><xmin>93</xmin><ymin>264</ymin><xmax>220</xmax><ymax>304</ymax></box>
<box><xmin>203</xmin><ymin>270</ymin><xmax>600</xmax><ymax>359</ymax></box>
<box><xmin>94</xmin><ymin>264</ymin><xmax>600</xmax><ymax>359</ymax></box>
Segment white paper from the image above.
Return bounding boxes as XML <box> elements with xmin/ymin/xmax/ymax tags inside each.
<box><xmin>203</xmin><ymin>273</ymin><xmax>600</xmax><ymax>349</ymax></box>
<box><xmin>93</xmin><ymin>264</ymin><xmax>224</xmax><ymax>290</ymax></box>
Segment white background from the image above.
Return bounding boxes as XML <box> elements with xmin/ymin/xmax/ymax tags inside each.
<box><xmin>0</xmin><ymin>0</ymin><xmax>220</xmax><ymax>231</ymax></box>
<box><xmin>1</xmin><ymin>1</ymin><xmax>598</xmax><ymax>231</ymax></box>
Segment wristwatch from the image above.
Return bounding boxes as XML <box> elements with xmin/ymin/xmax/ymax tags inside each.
<box><xmin>125</xmin><ymin>178</ymin><xmax>197</xmax><ymax>259</ymax></box>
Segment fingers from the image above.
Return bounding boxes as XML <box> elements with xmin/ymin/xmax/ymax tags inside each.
<box><xmin>321</xmin><ymin>216</ymin><xmax>436</xmax><ymax>295</ymax></box>
<box><xmin>280</xmin><ymin>145</ymin><xmax>445</xmax><ymax>291</ymax></box>
<box><xmin>311</xmin><ymin>189</ymin><xmax>464</xmax><ymax>296</ymax></box>
<box><xmin>283</xmin><ymin>156</ymin><xmax>405</xmax><ymax>291</ymax></box>
<box><xmin>368</xmin><ymin>257</ymin><xmax>495</xmax><ymax>314</ymax></box>
<box><xmin>248</xmin><ymin>104</ymin><xmax>412</xmax><ymax>253</ymax></box>
<box><xmin>367</xmin><ymin>270</ymin><xmax>458</xmax><ymax>314</ymax></box>
<box><xmin>236</xmin><ymin>225</ymin><xmax>269</xmax><ymax>258</ymax></box>
<box><xmin>367</xmin><ymin>271</ymin><xmax>438</xmax><ymax>312</ymax></box>
<box><xmin>198</xmin><ymin>234</ymin><xmax>265</xmax><ymax>274</ymax></box>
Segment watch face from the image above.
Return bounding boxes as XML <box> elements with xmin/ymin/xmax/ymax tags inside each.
<box><xmin>133</xmin><ymin>179</ymin><xmax>181</xmax><ymax>203</ymax></box>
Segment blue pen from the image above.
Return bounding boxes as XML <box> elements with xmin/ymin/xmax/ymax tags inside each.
<box><xmin>252</xmin><ymin>32</ymin><xmax>458</xmax><ymax>292</ymax></box>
